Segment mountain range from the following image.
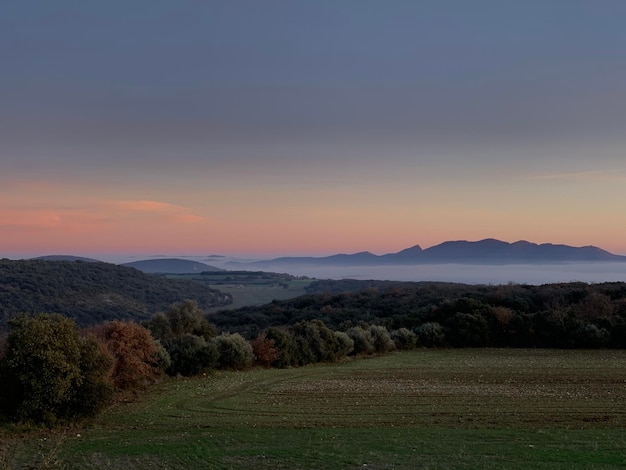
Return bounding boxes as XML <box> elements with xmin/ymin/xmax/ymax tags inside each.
<box><xmin>250</xmin><ymin>239</ymin><xmax>626</xmax><ymax>267</ymax></box>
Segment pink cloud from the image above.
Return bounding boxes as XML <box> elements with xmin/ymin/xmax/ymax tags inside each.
<box><xmin>0</xmin><ymin>200</ymin><xmax>204</xmax><ymax>232</ymax></box>
<box><xmin>105</xmin><ymin>200</ymin><xmax>205</xmax><ymax>223</ymax></box>
<box><xmin>0</xmin><ymin>210</ymin><xmax>61</xmax><ymax>228</ymax></box>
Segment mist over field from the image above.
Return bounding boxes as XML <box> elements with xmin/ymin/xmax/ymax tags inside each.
<box><xmin>229</xmin><ymin>262</ymin><xmax>626</xmax><ymax>285</ymax></box>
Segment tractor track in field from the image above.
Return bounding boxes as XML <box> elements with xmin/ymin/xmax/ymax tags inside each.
<box><xmin>113</xmin><ymin>350</ymin><xmax>626</xmax><ymax>431</ymax></box>
<box><xmin>7</xmin><ymin>350</ymin><xmax>626</xmax><ymax>469</ymax></box>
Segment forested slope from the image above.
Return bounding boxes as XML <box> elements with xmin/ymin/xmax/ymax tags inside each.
<box><xmin>0</xmin><ymin>259</ymin><xmax>232</xmax><ymax>329</ymax></box>
<box><xmin>209</xmin><ymin>280</ymin><xmax>626</xmax><ymax>348</ymax></box>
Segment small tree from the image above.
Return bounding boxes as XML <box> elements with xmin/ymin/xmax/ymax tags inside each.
<box><xmin>391</xmin><ymin>328</ymin><xmax>417</xmax><ymax>350</ymax></box>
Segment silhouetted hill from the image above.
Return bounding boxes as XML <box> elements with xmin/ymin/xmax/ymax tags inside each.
<box><xmin>380</xmin><ymin>244</ymin><xmax>423</xmax><ymax>263</ymax></box>
<box><xmin>252</xmin><ymin>239</ymin><xmax>626</xmax><ymax>266</ymax></box>
<box><xmin>31</xmin><ymin>255</ymin><xmax>103</xmax><ymax>262</ymax></box>
<box><xmin>0</xmin><ymin>259</ymin><xmax>231</xmax><ymax>330</ymax></box>
<box><xmin>418</xmin><ymin>239</ymin><xmax>624</xmax><ymax>263</ymax></box>
<box><xmin>121</xmin><ymin>258</ymin><xmax>223</xmax><ymax>274</ymax></box>
<box><xmin>261</xmin><ymin>251</ymin><xmax>379</xmax><ymax>266</ymax></box>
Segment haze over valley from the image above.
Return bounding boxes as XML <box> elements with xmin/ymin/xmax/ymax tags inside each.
<box><xmin>27</xmin><ymin>238</ymin><xmax>626</xmax><ymax>285</ymax></box>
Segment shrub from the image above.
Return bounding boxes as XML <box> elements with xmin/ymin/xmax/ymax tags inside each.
<box><xmin>166</xmin><ymin>334</ymin><xmax>218</xmax><ymax>376</ymax></box>
<box><xmin>333</xmin><ymin>331</ymin><xmax>354</xmax><ymax>356</ymax></box>
<box><xmin>68</xmin><ymin>335</ymin><xmax>115</xmax><ymax>418</ymax></box>
<box><xmin>446</xmin><ymin>313</ymin><xmax>489</xmax><ymax>347</ymax></box>
<box><xmin>144</xmin><ymin>301</ymin><xmax>220</xmax><ymax>376</ymax></box>
<box><xmin>369</xmin><ymin>325</ymin><xmax>395</xmax><ymax>353</ymax></box>
<box><xmin>145</xmin><ymin>312</ymin><xmax>172</xmax><ymax>343</ymax></box>
<box><xmin>265</xmin><ymin>327</ymin><xmax>297</xmax><ymax>368</ymax></box>
<box><xmin>216</xmin><ymin>333</ymin><xmax>254</xmax><ymax>370</ymax></box>
<box><xmin>90</xmin><ymin>321</ymin><xmax>164</xmax><ymax>391</ymax></box>
<box><xmin>293</xmin><ymin>334</ymin><xmax>315</xmax><ymax>366</ymax></box>
<box><xmin>251</xmin><ymin>333</ymin><xmax>280</xmax><ymax>367</ymax></box>
<box><xmin>572</xmin><ymin>321</ymin><xmax>610</xmax><ymax>348</ymax></box>
<box><xmin>416</xmin><ymin>322</ymin><xmax>445</xmax><ymax>347</ymax></box>
<box><xmin>346</xmin><ymin>326</ymin><xmax>374</xmax><ymax>355</ymax></box>
<box><xmin>292</xmin><ymin>320</ymin><xmax>340</xmax><ymax>363</ymax></box>
<box><xmin>154</xmin><ymin>340</ymin><xmax>172</xmax><ymax>371</ymax></box>
<box><xmin>146</xmin><ymin>300</ymin><xmax>217</xmax><ymax>343</ymax></box>
<box><xmin>0</xmin><ymin>314</ymin><xmax>113</xmax><ymax>425</ymax></box>
<box><xmin>390</xmin><ymin>328</ymin><xmax>417</xmax><ymax>350</ymax></box>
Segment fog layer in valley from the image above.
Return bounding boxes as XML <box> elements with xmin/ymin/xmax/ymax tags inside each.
<box><xmin>231</xmin><ymin>262</ymin><xmax>626</xmax><ymax>285</ymax></box>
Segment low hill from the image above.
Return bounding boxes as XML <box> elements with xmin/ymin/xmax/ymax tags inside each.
<box><xmin>121</xmin><ymin>258</ymin><xmax>223</xmax><ymax>274</ymax></box>
<box><xmin>0</xmin><ymin>259</ymin><xmax>232</xmax><ymax>330</ymax></box>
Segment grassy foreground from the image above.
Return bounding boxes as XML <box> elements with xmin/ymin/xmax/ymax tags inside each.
<box><xmin>3</xmin><ymin>349</ymin><xmax>626</xmax><ymax>469</ymax></box>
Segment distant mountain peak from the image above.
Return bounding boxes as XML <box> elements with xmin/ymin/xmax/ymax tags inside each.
<box><xmin>396</xmin><ymin>244</ymin><xmax>423</xmax><ymax>253</ymax></box>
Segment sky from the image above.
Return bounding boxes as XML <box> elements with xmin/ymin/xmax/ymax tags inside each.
<box><xmin>2</xmin><ymin>0</ymin><xmax>626</xmax><ymax>260</ymax></box>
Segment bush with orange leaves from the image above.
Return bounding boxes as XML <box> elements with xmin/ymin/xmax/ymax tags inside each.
<box><xmin>90</xmin><ymin>321</ymin><xmax>167</xmax><ymax>391</ymax></box>
<box><xmin>250</xmin><ymin>333</ymin><xmax>280</xmax><ymax>367</ymax></box>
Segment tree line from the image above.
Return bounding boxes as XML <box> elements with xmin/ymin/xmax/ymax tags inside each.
<box><xmin>209</xmin><ymin>280</ymin><xmax>626</xmax><ymax>348</ymax></box>
<box><xmin>0</xmin><ymin>300</ymin><xmax>402</xmax><ymax>427</ymax></box>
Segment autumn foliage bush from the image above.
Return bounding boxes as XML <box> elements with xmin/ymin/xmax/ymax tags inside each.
<box><xmin>250</xmin><ymin>333</ymin><xmax>279</xmax><ymax>367</ymax></box>
<box><xmin>89</xmin><ymin>321</ymin><xmax>165</xmax><ymax>391</ymax></box>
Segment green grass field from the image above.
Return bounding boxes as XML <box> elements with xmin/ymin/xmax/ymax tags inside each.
<box><xmin>164</xmin><ymin>272</ymin><xmax>312</xmax><ymax>311</ymax></box>
<box><xmin>3</xmin><ymin>349</ymin><xmax>626</xmax><ymax>469</ymax></box>
<box><xmin>207</xmin><ymin>279</ymin><xmax>312</xmax><ymax>310</ymax></box>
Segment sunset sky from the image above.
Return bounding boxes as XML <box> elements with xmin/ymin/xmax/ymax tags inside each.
<box><xmin>2</xmin><ymin>1</ymin><xmax>626</xmax><ymax>260</ymax></box>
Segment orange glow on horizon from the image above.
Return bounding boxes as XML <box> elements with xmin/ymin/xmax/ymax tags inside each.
<box><xmin>2</xmin><ymin>176</ymin><xmax>626</xmax><ymax>258</ymax></box>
